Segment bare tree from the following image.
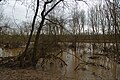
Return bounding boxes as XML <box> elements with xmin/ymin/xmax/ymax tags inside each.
<box><xmin>69</xmin><ymin>5</ymin><xmax>81</xmax><ymax>35</ymax></box>
<box><xmin>105</xmin><ymin>0</ymin><xmax>120</xmax><ymax>58</ymax></box>
<box><xmin>79</xmin><ymin>10</ymin><xmax>86</xmax><ymax>34</ymax></box>
<box><xmin>32</xmin><ymin>0</ymin><xmax>63</xmax><ymax>68</ymax></box>
<box><xmin>0</xmin><ymin>5</ymin><xmax>4</xmax><ymax>25</ymax></box>
<box><xmin>18</xmin><ymin>0</ymin><xmax>64</xmax><ymax>68</ymax></box>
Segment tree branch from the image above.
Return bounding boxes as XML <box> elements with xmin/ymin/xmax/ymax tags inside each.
<box><xmin>44</xmin><ymin>0</ymin><xmax>63</xmax><ymax>17</ymax></box>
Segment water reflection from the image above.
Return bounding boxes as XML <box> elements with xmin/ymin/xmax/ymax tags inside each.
<box><xmin>0</xmin><ymin>43</ymin><xmax>120</xmax><ymax>80</ymax></box>
<box><xmin>0</xmin><ymin>48</ymin><xmax>23</xmax><ymax>57</ymax></box>
<box><xmin>61</xmin><ymin>43</ymin><xmax>120</xmax><ymax>80</ymax></box>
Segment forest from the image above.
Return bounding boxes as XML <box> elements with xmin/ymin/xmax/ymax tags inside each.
<box><xmin>0</xmin><ymin>0</ymin><xmax>120</xmax><ymax>80</ymax></box>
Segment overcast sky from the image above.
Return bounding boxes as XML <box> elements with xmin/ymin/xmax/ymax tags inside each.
<box><xmin>1</xmin><ymin>0</ymin><xmax>103</xmax><ymax>24</ymax></box>
<box><xmin>2</xmin><ymin>0</ymin><xmax>33</xmax><ymax>24</ymax></box>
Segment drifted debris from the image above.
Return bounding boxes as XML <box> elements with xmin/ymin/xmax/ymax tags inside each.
<box><xmin>0</xmin><ymin>56</ymin><xmax>19</xmax><ymax>67</ymax></box>
<box><xmin>0</xmin><ymin>40</ymin><xmax>66</xmax><ymax>69</ymax></box>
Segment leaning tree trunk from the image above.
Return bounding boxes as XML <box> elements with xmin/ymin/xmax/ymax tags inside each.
<box><xmin>0</xmin><ymin>0</ymin><xmax>63</xmax><ymax>68</ymax></box>
<box><xmin>19</xmin><ymin>0</ymin><xmax>39</xmax><ymax>67</ymax></box>
<box><xmin>18</xmin><ymin>0</ymin><xmax>63</xmax><ymax>68</ymax></box>
<box><xmin>31</xmin><ymin>0</ymin><xmax>63</xmax><ymax>68</ymax></box>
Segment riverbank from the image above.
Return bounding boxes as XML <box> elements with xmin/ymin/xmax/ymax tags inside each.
<box><xmin>0</xmin><ymin>67</ymin><xmax>73</xmax><ymax>80</ymax></box>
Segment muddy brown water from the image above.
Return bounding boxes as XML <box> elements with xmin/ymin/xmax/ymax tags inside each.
<box><xmin>0</xmin><ymin>44</ymin><xmax>120</xmax><ymax>80</ymax></box>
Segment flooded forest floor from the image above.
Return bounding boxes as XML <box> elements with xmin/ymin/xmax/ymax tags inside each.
<box><xmin>0</xmin><ymin>42</ymin><xmax>120</xmax><ymax>80</ymax></box>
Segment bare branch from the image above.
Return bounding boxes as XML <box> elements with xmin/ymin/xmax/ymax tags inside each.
<box><xmin>44</xmin><ymin>0</ymin><xmax>63</xmax><ymax>16</ymax></box>
<box><xmin>75</xmin><ymin>0</ymin><xmax>88</xmax><ymax>6</ymax></box>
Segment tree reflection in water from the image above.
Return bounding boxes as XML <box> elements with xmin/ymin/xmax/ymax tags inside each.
<box><xmin>0</xmin><ymin>43</ymin><xmax>120</xmax><ymax>80</ymax></box>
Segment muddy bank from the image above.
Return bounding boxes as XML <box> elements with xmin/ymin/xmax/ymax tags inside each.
<box><xmin>0</xmin><ymin>67</ymin><xmax>74</xmax><ymax>80</ymax></box>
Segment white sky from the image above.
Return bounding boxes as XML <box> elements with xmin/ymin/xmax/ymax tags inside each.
<box><xmin>2</xmin><ymin>0</ymin><xmax>33</xmax><ymax>24</ymax></box>
<box><xmin>1</xmin><ymin>0</ymin><xmax>103</xmax><ymax>24</ymax></box>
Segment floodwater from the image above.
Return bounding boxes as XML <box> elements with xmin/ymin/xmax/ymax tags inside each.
<box><xmin>63</xmin><ymin>49</ymin><xmax>120</xmax><ymax>80</ymax></box>
<box><xmin>0</xmin><ymin>43</ymin><xmax>120</xmax><ymax>80</ymax></box>
<box><xmin>0</xmin><ymin>48</ymin><xmax>23</xmax><ymax>57</ymax></box>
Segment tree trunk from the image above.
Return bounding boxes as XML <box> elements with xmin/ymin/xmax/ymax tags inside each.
<box><xmin>19</xmin><ymin>0</ymin><xmax>39</xmax><ymax>67</ymax></box>
<box><xmin>31</xmin><ymin>0</ymin><xmax>63</xmax><ymax>68</ymax></box>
